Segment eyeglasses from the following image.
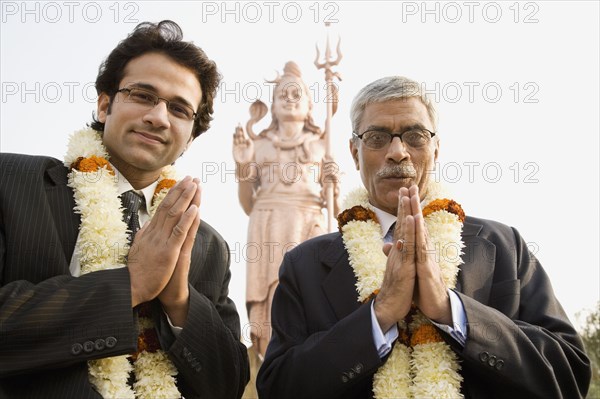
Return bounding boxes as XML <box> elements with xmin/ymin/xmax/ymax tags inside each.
<box><xmin>353</xmin><ymin>128</ymin><xmax>436</xmax><ymax>150</ymax></box>
<box><xmin>117</xmin><ymin>87</ymin><xmax>197</xmax><ymax>121</ymax></box>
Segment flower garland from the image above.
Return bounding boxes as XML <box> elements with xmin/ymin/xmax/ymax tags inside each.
<box><xmin>338</xmin><ymin>181</ymin><xmax>465</xmax><ymax>399</ymax></box>
<box><xmin>65</xmin><ymin>127</ymin><xmax>180</xmax><ymax>398</ymax></box>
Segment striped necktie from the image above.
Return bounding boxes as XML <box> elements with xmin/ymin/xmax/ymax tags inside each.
<box><xmin>120</xmin><ymin>190</ymin><xmax>144</xmax><ymax>243</ymax></box>
<box><xmin>384</xmin><ymin>222</ymin><xmax>396</xmax><ymax>243</ymax></box>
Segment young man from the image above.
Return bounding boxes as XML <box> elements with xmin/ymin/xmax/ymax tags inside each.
<box><xmin>257</xmin><ymin>76</ymin><xmax>591</xmax><ymax>398</ymax></box>
<box><xmin>0</xmin><ymin>21</ymin><xmax>249</xmax><ymax>398</ymax></box>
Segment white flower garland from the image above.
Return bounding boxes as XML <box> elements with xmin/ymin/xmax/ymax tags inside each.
<box><xmin>340</xmin><ymin>181</ymin><xmax>465</xmax><ymax>399</ymax></box>
<box><xmin>65</xmin><ymin>127</ymin><xmax>180</xmax><ymax>398</ymax></box>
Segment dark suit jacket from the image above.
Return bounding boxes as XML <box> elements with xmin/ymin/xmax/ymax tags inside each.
<box><xmin>0</xmin><ymin>154</ymin><xmax>249</xmax><ymax>398</ymax></box>
<box><xmin>257</xmin><ymin>214</ymin><xmax>591</xmax><ymax>398</ymax></box>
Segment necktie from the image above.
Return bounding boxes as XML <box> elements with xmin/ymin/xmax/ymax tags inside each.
<box><xmin>120</xmin><ymin>190</ymin><xmax>144</xmax><ymax>243</ymax></box>
<box><xmin>384</xmin><ymin>222</ymin><xmax>396</xmax><ymax>243</ymax></box>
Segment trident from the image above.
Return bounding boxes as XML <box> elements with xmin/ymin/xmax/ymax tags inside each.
<box><xmin>315</xmin><ymin>23</ymin><xmax>342</xmax><ymax>232</ymax></box>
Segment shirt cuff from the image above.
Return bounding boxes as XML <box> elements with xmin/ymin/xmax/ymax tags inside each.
<box><xmin>370</xmin><ymin>301</ymin><xmax>399</xmax><ymax>358</ymax></box>
<box><xmin>164</xmin><ymin>310</ymin><xmax>183</xmax><ymax>337</ymax></box>
<box><xmin>430</xmin><ymin>289</ymin><xmax>467</xmax><ymax>346</ymax></box>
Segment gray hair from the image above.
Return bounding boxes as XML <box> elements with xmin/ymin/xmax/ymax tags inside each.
<box><xmin>350</xmin><ymin>76</ymin><xmax>438</xmax><ymax>136</ymax></box>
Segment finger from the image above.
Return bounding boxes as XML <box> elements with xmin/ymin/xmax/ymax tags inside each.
<box><xmin>160</xmin><ymin>177</ymin><xmax>197</xmax><ymax>231</ymax></box>
<box><xmin>382</xmin><ymin>242</ymin><xmax>393</xmax><ymax>256</ymax></box>
<box><xmin>180</xmin><ymin>207</ymin><xmax>200</xmax><ymax>258</ymax></box>
<box><xmin>409</xmin><ymin>185</ymin><xmax>421</xmax><ymax>216</ymax></box>
<box><xmin>409</xmin><ymin>184</ymin><xmax>419</xmax><ymax>198</ymax></box>
<box><xmin>395</xmin><ymin>191</ymin><xmax>411</xmax><ymax>240</ymax></box>
<box><xmin>190</xmin><ymin>178</ymin><xmax>202</xmax><ymax>209</ymax></box>
<box><xmin>403</xmin><ymin>214</ymin><xmax>416</xmax><ymax>258</ymax></box>
<box><xmin>234</xmin><ymin>127</ymin><xmax>242</xmax><ymax>139</ymax></box>
<box><xmin>414</xmin><ymin>213</ymin><xmax>430</xmax><ymax>264</ymax></box>
<box><xmin>167</xmin><ymin>204</ymin><xmax>199</xmax><ymax>248</ymax></box>
<box><xmin>151</xmin><ymin>176</ymin><xmax>192</xmax><ymax>229</ymax></box>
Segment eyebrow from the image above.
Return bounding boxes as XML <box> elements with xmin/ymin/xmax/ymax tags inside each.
<box><xmin>363</xmin><ymin>123</ymin><xmax>426</xmax><ymax>133</ymax></box>
<box><xmin>127</xmin><ymin>82</ymin><xmax>196</xmax><ymax>109</ymax></box>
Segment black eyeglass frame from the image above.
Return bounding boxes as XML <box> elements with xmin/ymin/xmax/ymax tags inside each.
<box><xmin>116</xmin><ymin>87</ymin><xmax>198</xmax><ymax>121</ymax></box>
<box><xmin>352</xmin><ymin>128</ymin><xmax>436</xmax><ymax>147</ymax></box>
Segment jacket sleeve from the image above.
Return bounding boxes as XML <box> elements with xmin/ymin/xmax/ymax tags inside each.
<box><xmin>256</xmin><ymin>253</ymin><xmax>383</xmax><ymax>399</ymax></box>
<box><xmin>455</xmin><ymin>226</ymin><xmax>591</xmax><ymax>398</ymax></box>
<box><xmin>0</xmin><ymin>265</ymin><xmax>138</xmax><ymax>376</ymax></box>
<box><xmin>0</xmin><ymin>154</ymin><xmax>138</xmax><ymax>377</ymax></box>
<box><xmin>155</xmin><ymin>225</ymin><xmax>250</xmax><ymax>399</ymax></box>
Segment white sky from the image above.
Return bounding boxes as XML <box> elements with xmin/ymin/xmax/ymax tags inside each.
<box><xmin>1</xmin><ymin>1</ymin><xmax>599</xmax><ymax>338</ymax></box>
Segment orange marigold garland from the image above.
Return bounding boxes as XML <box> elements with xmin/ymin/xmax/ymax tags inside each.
<box><xmin>337</xmin><ymin>205</ymin><xmax>378</xmax><ymax>231</ymax></box>
<box><xmin>423</xmin><ymin>198</ymin><xmax>466</xmax><ymax>223</ymax></box>
<box><xmin>71</xmin><ymin>155</ymin><xmax>114</xmax><ymax>175</ymax></box>
<box><xmin>410</xmin><ymin>323</ymin><xmax>444</xmax><ymax>346</ymax></box>
<box><xmin>155</xmin><ymin>178</ymin><xmax>177</xmax><ymax>196</ymax></box>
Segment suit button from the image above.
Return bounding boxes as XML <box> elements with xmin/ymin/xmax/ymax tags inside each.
<box><xmin>479</xmin><ymin>351</ymin><xmax>490</xmax><ymax>362</ymax></box>
<box><xmin>71</xmin><ymin>343</ymin><xmax>83</xmax><ymax>355</ymax></box>
<box><xmin>348</xmin><ymin>371</ymin><xmax>355</xmax><ymax>379</ymax></box>
<box><xmin>488</xmin><ymin>355</ymin><xmax>497</xmax><ymax>367</ymax></box>
<box><xmin>495</xmin><ymin>360</ymin><xmax>505</xmax><ymax>370</ymax></box>
<box><xmin>83</xmin><ymin>341</ymin><xmax>94</xmax><ymax>353</ymax></box>
<box><xmin>105</xmin><ymin>336</ymin><xmax>117</xmax><ymax>348</ymax></box>
<box><xmin>341</xmin><ymin>375</ymin><xmax>349</xmax><ymax>383</ymax></box>
<box><xmin>95</xmin><ymin>339</ymin><xmax>106</xmax><ymax>351</ymax></box>
<box><xmin>354</xmin><ymin>363</ymin><xmax>364</xmax><ymax>373</ymax></box>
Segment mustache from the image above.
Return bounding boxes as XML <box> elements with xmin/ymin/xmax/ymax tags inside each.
<box><xmin>377</xmin><ymin>164</ymin><xmax>417</xmax><ymax>179</ymax></box>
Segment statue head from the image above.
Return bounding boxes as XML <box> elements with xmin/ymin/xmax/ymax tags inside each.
<box><xmin>260</xmin><ymin>61</ymin><xmax>321</xmax><ymax>137</ymax></box>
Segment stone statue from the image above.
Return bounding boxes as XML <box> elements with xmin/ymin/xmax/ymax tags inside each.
<box><xmin>233</xmin><ymin>61</ymin><xmax>340</xmax><ymax>357</ymax></box>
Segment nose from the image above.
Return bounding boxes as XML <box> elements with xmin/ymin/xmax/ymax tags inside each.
<box><xmin>385</xmin><ymin>136</ymin><xmax>409</xmax><ymax>163</ymax></box>
<box><xmin>142</xmin><ymin>101</ymin><xmax>171</xmax><ymax>129</ymax></box>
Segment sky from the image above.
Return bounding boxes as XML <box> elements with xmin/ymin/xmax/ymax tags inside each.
<box><xmin>1</xmin><ymin>1</ymin><xmax>599</xmax><ymax>339</ymax></box>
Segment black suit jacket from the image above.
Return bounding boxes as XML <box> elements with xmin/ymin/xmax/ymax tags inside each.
<box><xmin>257</xmin><ymin>214</ymin><xmax>591</xmax><ymax>398</ymax></box>
<box><xmin>0</xmin><ymin>154</ymin><xmax>249</xmax><ymax>398</ymax></box>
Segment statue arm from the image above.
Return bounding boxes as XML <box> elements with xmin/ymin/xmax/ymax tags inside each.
<box><xmin>233</xmin><ymin>125</ymin><xmax>258</xmax><ymax>215</ymax></box>
<box><xmin>237</xmin><ymin>177</ymin><xmax>257</xmax><ymax>216</ymax></box>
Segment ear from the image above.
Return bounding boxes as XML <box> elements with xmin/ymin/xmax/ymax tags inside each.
<box><xmin>349</xmin><ymin>138</ymin><xmax>360</xmax><ymax>170</ymax></box>
<box><xmin>97</xmin><ymin>93</ymin><xmax>110</xmax><ymax>123</ymax></box>
<box><xmin>433</xmin><ymin>137</ymin><xmax>440</xmax><ymax>162</ymax></box>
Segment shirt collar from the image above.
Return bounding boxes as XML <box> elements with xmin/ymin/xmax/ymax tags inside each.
<box><xmin>112</xmin><ymin>163</ymin><xmax>158</xmax><ymax>212</ymax></box>
<box><xmin>371</xmin><ymin>199</ymin><xmax>427</xmax><ymax>237</ymax></box>
<box><xmin>372</xmin><ymin>207</ymin><xmax>397</xmax><ymax>237</ymax></box>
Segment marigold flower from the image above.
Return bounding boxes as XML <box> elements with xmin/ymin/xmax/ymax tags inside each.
<box><xmin>155</xmin><ymin>178</ymin><xmax>176</xmax><ymax>195</ymax></box>
<box><xmin>71</xmin><ymin>156</ymin><xmax>114</xmax><ymax>175</ymax></box>
<box><xmin>132</xmin><ymin>328</ymin><xmax>161</xmax><ymax>361</ymax></box>
<box><xmin>337</xmin><ymin>205</ymin><xmax>378</xmax><ymax>232</ymax></box>
<box><xmin>411</xmin><ymin>324</ymin><xmax>443</xmax><ymax>346</ymax></box>
<box><xmin>423</xmin><ymin>198</ymin><xmax>466</xmax><ymax>223</ymax></box>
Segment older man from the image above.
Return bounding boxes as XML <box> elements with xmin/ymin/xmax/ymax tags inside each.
<box><xmin>257</xmin><ymin>76</ymin><xmax>591</xmax><ymax>398</ymax></box>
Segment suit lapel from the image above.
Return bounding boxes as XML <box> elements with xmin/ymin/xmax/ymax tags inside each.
<box><xmin>45</xmin><ymin>163</ymin><xmax>80</xmax><ymax>265</ymax></box>
<box><xmin>456</xmin><ymin>218</ymin><xmax>496</xmax><ymax>303</ymax></box>
<box><xmin>321</xmin><ymin>235</ymin><xmax>362</xmax><ymax>320</ymax></box>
